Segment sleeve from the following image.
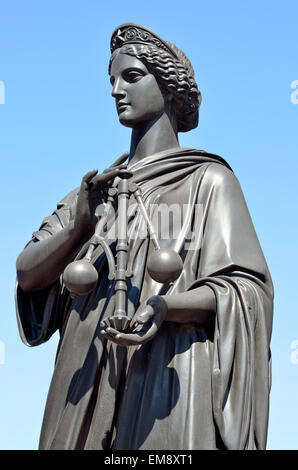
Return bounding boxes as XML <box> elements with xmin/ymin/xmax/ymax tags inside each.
<box><xmin>15</xmin><ymin>188</ymin><xmax>79</xmax><ymax>346</ymax></box>
<box><xmin>190</xmin><ymin>164</ymin><xmax>273</xmax><ymax>449</ymax></box>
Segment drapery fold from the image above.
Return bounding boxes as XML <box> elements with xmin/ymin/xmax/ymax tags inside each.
<box><xmin>15</xmin><ymin>148</ymin><xmax>273</xmax><ymax>449</ymax></box>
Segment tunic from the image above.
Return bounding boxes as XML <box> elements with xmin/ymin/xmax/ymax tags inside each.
<box><xmin>16</xmin><ymin>147</ymin><xmax>273</xmax><ymax>450</ymax></box>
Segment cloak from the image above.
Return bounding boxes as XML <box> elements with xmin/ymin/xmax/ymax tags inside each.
<box><xmin>15</xmin><ymin>148</ymin><xmax>273</xmax><ymax>450</ymax></box>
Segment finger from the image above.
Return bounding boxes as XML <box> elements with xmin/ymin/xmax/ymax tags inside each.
<box><xmin>135</xmin><ymin>312</ymin><xmax>152</xmax><ymax>324</ymax></box>
<box><xmin>135</xmin><ymin>305</ymin><xmax>155</xmax><ymax>324</ymax></box>
<box><xmin>100</xmin><ymin>329</ymin><xmax>120</xmax><ymax>343</ymax></box>
<box><xmin>103</xmin><ymin>163</ymin><xmax>126</xmax><ymax>174</ymax></box>
<box><xmin>106</xmin><ymin>327</ymin><xmax>140</xmax><ymax>344</ymax></box>
<box><xmin>109</xmin><ymin>152</ymin><xmax>129</xmax><ymax>168</ymax></box>
<box><xmin>92</xmin><ymin>169</ymin><xmax>133</xmax><ymax>190</ymax></box>
<box><xmin>90</xmin><ymin>168</ymin><xmax>120</xmax><ymax>186</ymax></box>
<box><xmin>100</xmin><ymin>329</ymin><xmax>109</xmax><ymax>339</ymax></box>
<box><xmin>106</xmin><ymin>327</ymin><xmax>124</xmax><ymax>340</ymax></box>
<box><xmin>100</xmin><ymin>319</ymin><xmax>110</xmax><ymax>329</ymax></box>
<box><xmin>103</xmin><ymin>167</ymin><xmax>133</xmax><ymax>179</ymax></box>
<box><xmin>129</xmin><ymin>305</ymin><xmax>152</xmax><ymax>331</ymax></box>
<box><xmin>129</xmin><ymin>318</ymin><xmax>142</xmax><ymax>332</ymax></box>
<box><xmin>100</xmin><ymin>329</ymin><xmax>127</xmax><ymax>346</ymax></box>
<box><xmin>106</xmin><ymin>326</ymin><xmax>156</xmax><ymax>346</ymax></box>
<box><xmin>82</xmin><ymin>169</ymin><xmax>98</xmax><ymax>185</ymax></box>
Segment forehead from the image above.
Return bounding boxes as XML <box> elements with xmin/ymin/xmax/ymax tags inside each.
<box><xmin>110</xmin><ymin>52</ymin><xmax>149</xmax><ymax>77</ymax></box>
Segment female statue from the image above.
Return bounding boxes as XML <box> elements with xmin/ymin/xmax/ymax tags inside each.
<box><xmin>15</xmin><ymin>24</ymin><xmax>273</xmax><ymax>450</ymax></box>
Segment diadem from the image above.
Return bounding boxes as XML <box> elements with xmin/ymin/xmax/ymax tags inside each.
<box><xmin>110</xmin><ymin>23</ymin><xmax>178</xmax><ymax>60</ymax></box>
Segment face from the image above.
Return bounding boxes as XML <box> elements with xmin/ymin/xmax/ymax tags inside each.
<box><xmin>110</xmin><ymin>51</ymin><xmax>167</xmax><ymax>128</ymax></box>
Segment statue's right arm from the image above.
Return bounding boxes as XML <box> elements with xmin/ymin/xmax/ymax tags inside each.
<box><xmin>16</xmin><ymin>220</ymin><xmax>92</xmax><ymax>292</ymax></box>
<box><xmin>16</xmin><ymin>160</ymin><xmax>129</xmax><ymax>292</ymax></box>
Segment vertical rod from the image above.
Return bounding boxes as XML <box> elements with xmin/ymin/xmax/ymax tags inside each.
<box><xmin>114</xmin><ymin>177</ymin><xmax>130</xmax><ymax>317</ymax></box>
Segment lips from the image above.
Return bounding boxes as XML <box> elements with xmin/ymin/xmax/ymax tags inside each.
<box><xmin>117</xmin><ymin>102</ymin><xmax>130</xmax><ymax>112</ymax></box>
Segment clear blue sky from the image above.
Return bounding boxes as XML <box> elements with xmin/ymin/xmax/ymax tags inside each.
<box><xmin>0</xmin><ymin>0</ymin><xmax>297</xmax><ymax>449</ymax></box>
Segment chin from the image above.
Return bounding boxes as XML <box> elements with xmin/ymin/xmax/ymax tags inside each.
<box><xmin>119</xmin><ymin>117</ymin><xmax>135</xmax><ymax>128</ymax></box>
<box><xmin>119</xmin><ymin>113</ymin><xmax>161</xmax><ymax>129</ymax></box>
<box><xmin>118</xmin><ymin>113</ymin><xmax>143</xmax><ymax>128</ymax></box>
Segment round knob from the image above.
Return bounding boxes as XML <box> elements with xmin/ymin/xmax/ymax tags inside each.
<box><xmin>147</xmin><ymin>248</ymin><xmax>183</xmax><ymax>284</ymax></box>
<box><xmin>63</xmin><ymin>260</ymin><xmax>98</xmax><ymax>295</ymax></box>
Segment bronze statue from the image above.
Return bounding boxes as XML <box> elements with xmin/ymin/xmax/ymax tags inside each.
<box><xmin>15</xmin><ymin>24</ymin><xmax>273</xmax><ymax>450</ymax></box>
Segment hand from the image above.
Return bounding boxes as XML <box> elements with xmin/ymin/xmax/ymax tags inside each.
<box><xmin>100</xmin><ymin>295</ymin><xmax>168</xmax><ymax>346</ymax></box>
<box><xmin>74</xmin><ymin>152</ymin><xmax>130</xmax><ymax>239</ymax></box>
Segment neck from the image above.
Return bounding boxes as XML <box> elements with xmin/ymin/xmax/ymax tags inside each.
<box><xmin>128</xmin><ymin>112</ymin><xmax>180</xmax><ymax>165</ymax></box>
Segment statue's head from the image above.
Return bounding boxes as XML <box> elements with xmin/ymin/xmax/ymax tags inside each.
<box><xmin>109</xmin><ymin>24</ymin><xmax>201</xmax><ymax>133</ymax></box>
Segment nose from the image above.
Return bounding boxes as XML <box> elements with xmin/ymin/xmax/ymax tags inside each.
<box><xmin>112</xmin><ymin>77</ymin><xmax>126</xmax><ymax>99</ymax></box>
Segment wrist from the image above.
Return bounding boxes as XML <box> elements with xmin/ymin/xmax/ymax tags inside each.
<box><xmin>146</xmin><ymin>295</ymin><xmax>169</xmax><ymax>318</ymax></box>
<box><xmin>68</xmin><ymin>220</ymin><xmax>93</xmax><ymax>245</ymax></box>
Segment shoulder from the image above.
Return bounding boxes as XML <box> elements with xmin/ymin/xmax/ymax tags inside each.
<box><xmin>32</xmin><ymin>187</ymin><xmax>80</xmax><ymax>241</ymax></box>
<box><xmin>181</xmin><ymin>148</ymin><xmax>238</xmax><ymax>188</ymax></box>
<box><xmin>56</xmin><ymin>186</ymin><xmax>80</xmax><ymax>210</ymax></box>
<box><xmin>202</xmin><ymin>162</ymin><xmax>241</xmax><ymax>190</ymax></box>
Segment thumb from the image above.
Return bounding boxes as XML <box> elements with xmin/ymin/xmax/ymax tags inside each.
<box><xmin>135</xmin><ymin>304</ymin><xmax>155</xmax><ymax>324</ymax></box>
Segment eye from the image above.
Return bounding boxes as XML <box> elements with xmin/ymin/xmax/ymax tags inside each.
<box><xmin>110</xmin><ymin>76</ymin><xmax>115</xmax><ymax>86</ymax></box>
<box><xmin>123</xmin><ymin>69</ymin><xmax>145</xmax><ymax>83</ymax></box>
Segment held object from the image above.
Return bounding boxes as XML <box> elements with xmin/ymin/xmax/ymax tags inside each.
<box><xmin>62</xmin><ymin>170</ymin><xmax>183</xmax><ymax>328</ymax></box>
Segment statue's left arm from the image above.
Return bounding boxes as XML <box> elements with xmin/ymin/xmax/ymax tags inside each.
<box><xmin>101</xmin><ymin>285</ymin><xmax>216</xmax><ymax>345</ymax></box>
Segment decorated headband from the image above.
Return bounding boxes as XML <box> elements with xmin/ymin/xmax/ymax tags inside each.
<box><xmin>110</xmin><ymin>23</ymin><xmax>179</xmax><ymax>60</ymax></box>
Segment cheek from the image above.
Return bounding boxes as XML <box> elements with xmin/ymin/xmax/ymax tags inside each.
<box><xmin>133</xmin><ymin>76</ymin><xmax>165</xmax><ymax>111</ymax></box>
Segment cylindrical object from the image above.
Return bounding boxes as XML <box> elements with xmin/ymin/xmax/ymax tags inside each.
<box><xmin>114</xmin><ymin>177</ymin><xmax>130</xmax><ymax>318</ymax></box>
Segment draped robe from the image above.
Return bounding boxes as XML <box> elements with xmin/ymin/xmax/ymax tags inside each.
<box><xmin>15</xmin><ymin>148</ymin><xmax>273</xmax><ymax>450</ymax></box>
